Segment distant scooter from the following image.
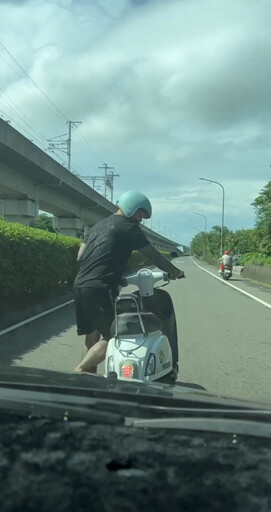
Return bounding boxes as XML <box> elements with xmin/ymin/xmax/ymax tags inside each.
<box><xmin>104</xmin><ymin>268</ymin><xmax>183</xmax><ymax>384</ymax></box>
<box><xmin>220</xmin><ymin>265</ymin><xmax>232</xmax><ymax>280</ymax></box>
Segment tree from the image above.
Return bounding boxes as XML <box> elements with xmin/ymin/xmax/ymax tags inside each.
<box><xmin>252</xmin><ymin>181</ymin><xmax>271</xmax><ymax>233</ymax></box>
<box><xmin>251</xmin><ymin>181</ymin><xmax>271</xmax><ymax>255</ymax></box>
<box><xmin>229</xmin><ymin>229</ymin><xmax>261</xmax><ymax>255</ymax></box>
<box><xmin>30</xmin><ymin>213</ymin><xmax>56</xmax><ymax>233</ymax></box>
<box><xmin>190</xmin><ymin>232</ymin><xmax>206</xmax><ymax>257</ymax></box>
<box><xmin>207</xmin><ymin>226</ymin><xmax>232</xmax><ymax>258</ymax></box>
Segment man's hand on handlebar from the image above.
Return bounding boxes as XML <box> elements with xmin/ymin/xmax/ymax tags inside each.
<box><xmin>120</xmin><ymin>277</ymin><xmax>128</xmax><ymax>287</ymax></box>
<box><xmin>170</xmin><ymin>269</ymin><xmax>186</xmax><ymax>280</ymax></box>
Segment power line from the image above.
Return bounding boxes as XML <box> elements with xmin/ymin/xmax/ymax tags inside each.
<box><xmin>0</xmin><ymin>42</ymin><xmax>68</xmax><ymax>122</ymax></box>
<box><xmin>48</xmin><ymin>149</ymin><xmax>70</xmax><ymax>168</ymax></box>
<box><xmin>73</xmin><ymin>125</ymin><xmax>105</xmax><ymax>164</ymax></box>
<box><xmin>0</xmin><ymin>42</ymin><xmax>112</xmax><ymax>170</ymax></box>
<box><xmin>0</xmin><ymin>87</ymin><xmax>48</xmax><ymax>146</ymax></box>
<box><xmin>0</xmin><ymin>106</ymin><xmax>45</xmax><ymax>147</ymax></box>
<box><xmin>0</xmin><ymin>54</ymin><xmax>66</xmax><ymax>126</ymax></box>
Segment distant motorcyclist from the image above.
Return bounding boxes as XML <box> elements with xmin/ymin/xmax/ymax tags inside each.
<box><xmin>219</xmin><ymin>250</ymin><xmax>233</xmax><ymax>273</ymax></box>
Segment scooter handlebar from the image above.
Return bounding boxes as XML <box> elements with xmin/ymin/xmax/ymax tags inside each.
<box><xmin>120</xmin><ymin>270</ymin><xmax>185</xmax><ymax>287</ymax></box>
<box><xmin>154</xmin><ymin>271</ymin><xmax>169</xmax><ymax>281</ymax></box>
<box><xmin>120</xmin><ymin>269</ymin><xmax>169</xmax><ymax>291</ymax></box>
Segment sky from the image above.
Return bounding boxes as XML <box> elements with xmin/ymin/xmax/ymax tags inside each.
<box><xmin>0</xmin><ymin>0</ymin><xmax>271</xmax><ymax>247</ymax></box>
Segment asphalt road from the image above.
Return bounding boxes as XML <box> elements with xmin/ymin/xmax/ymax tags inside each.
<box><xmin>1</xmin><ymin>257</ymin><xmax>271</xmax><ymax>404</ymax></box>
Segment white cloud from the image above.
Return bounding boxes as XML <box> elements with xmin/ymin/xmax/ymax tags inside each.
<box><xmin>0</xmin><ymin>0</ymin><xmax>271</xmax><ymax>245</ymax></box>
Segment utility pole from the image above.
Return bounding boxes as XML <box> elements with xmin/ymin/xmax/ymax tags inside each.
<box><xmin>198</xmin><ymin>178</ymin><xmax>225</xmax><ymax>256</ymax></box>
<box><xmin>47</xmin><ymin>120</ymin><xmax>82</xmax><ymax>171</ymax></box>
<box><xmin>107</xmin><ymin>170</ymin><xmax>120</xmax><ymax>201</ymax></box>
<box><xmin>98</xmin><ymin>163</ymin><xmax>119</xmax><ymax>200</ymax></box>
<box><xmin>67</xmin><ymin>121</ymin><xmax>82</xmax><ymax>171</ymax></box>
<box><xmin>193</xmin><ymin>212</ymin><xmax>207</xmax><ymax>258</ymax></box>
<box><xmin>77</xmin><ymin>175</ymin><xmax>105</xmax><ymax>192</ymax></box>
<box><xmin>99</xmin><ymin>163</ymin><xmax>114</xmax><ymax>198</ymax></box>
<box><xmin>78</xmin><ymin>165</ymin><xmax>119</xmax><ymax>202</ymax></box>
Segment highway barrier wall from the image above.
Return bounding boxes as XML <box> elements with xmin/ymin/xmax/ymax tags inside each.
<box><xmin>195</xmin><ymin>255</ymin><xmax>271</xmax><ymax>285</ymax></box>
<box><xmin>242</xmin><ymin>264</ymin><xmax>271</xmax><ymax>286</ymax></box>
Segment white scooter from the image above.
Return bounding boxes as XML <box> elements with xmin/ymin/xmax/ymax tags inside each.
<box><xmin>220</xmin><ymin>265</ymin><xmax>232</xmax><ymax>280</ymax></box>
<box><xmin>104</xmin><ymin>268</ymin><xmax>181</xmax><ymax>384</ymax></box>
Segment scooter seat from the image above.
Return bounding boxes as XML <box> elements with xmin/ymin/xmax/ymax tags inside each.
<box><xmin>110</xmin><ymin>312</ymin><xmax>163</xmax><ymax>336</ymax></box>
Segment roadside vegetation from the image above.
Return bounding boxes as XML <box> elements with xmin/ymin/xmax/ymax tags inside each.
<box><xmin>191</xmin><ymin>180</ymin><xmax>271</xmax><ymax>267</ymax></box>
<box><xmin>0</xmin><ymin>218</ymin><xmax>171</xmax><ymax>308</ymax></box>
<box><xmin>0</xmin><ymin>219</ymin><xmax>80</xmax><ymax>301</ymax></box>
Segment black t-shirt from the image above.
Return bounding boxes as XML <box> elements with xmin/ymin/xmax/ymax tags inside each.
<box><xmin>74</xmin><ymin>214</ymin><xmax>150</xmax><ymax>291</ymax></box>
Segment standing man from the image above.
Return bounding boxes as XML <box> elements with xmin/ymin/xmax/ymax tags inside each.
<box><xmin>74</xmin><ymin>191</ymin><xmax>184</xmax><ymax>373</ymax></box>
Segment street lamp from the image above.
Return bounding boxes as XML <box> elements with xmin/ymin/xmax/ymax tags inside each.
<box><xmin>193</xmin><ymin>212</ymin><xmax>207</xmax><ymax>258</ymax></box>
<box><xmin>198</xmin><ymin>178</ymin><xmax>225</xmax><ymax>256</ymax></box>
<box><xmin>193</xmin><ymin>212</ymin><xmax>207</xmax><ymax>232</ymax></box>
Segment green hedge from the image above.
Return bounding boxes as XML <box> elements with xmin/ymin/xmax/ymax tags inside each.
<box><xmin>240</xmin><ymin>252</ymin><xmax>271</xmax><ymax>267</ymax></box>
<box><xmin>0</xmin><ymin>219</ymin><xmax>171</xmax><ymax>301</ymax></box>
<box><xmin>0</xmin><ymin>219</ymin><xmax>80</xmax><ymax>299</ymax></box>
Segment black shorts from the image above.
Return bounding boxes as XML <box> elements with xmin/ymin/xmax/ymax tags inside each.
<box><xmin>74</xmin><ymin>287</ymin><xmax>115</xmax><ymax>339</ymax></box>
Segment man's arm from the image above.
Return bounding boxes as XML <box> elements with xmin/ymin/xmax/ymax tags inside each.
<box><xmin>77</xmin><ymin>243</ymin><xmax>86</xmax><ymax>262</ymax></box>
<box><xmin>139</xmin><ymin>245</ymin><xmax>185</xmax><ymax>279</ymax></box>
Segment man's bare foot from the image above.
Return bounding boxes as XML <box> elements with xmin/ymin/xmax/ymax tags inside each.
<box><xmin>74</xmin><ymin>365</ymin><xmax>97</xmax><ymax>373</ymax></box>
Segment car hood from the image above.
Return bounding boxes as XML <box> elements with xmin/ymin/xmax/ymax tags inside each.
<box><xmin>0</xmin><ymin>365</ymin><xmax>270</xmax><ymax>412</ymax></box>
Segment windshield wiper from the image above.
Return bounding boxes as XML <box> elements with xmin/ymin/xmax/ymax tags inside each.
<box><xmin>0</xmin><ymin>393</ymin><xmax>124</xmax><ymax>425</ymax></box>
<box><xmin>126</xmin><ymin>416</ymin><xmax>271</xmax><ymax>439</ymax></box>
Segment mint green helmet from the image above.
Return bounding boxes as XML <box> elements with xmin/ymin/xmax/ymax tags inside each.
<box><xmin>116</xmin><ymin>191</ymin><xmax>152</xmax><ymax>218</ymax></box>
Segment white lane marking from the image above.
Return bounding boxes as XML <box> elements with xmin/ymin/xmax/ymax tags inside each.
<box><xmin>191</xmin><ymin>259</ymin><xmax>271</xmax><ymax>310</ymax></box>
<box><xmin>0</xmin><ymin>300</ymin><xmax>74</xmax><ymax>336</ymax></box>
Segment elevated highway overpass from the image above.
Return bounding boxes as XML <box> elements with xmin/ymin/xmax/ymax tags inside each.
<box><xmin>0</xmin><ymin>118</ymin><xmax>189</xmax><ymax>252</ymax></box>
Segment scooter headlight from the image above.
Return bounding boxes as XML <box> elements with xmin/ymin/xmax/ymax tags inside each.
<box><xmin>107</xmin><ymin>356</ymin><xmax>115</xmax><ymax>374</ymax></box>
<box><xmin>145</xmin><ymin>353</ymin><xmax>156</xmax><ymax>376</ymax></box>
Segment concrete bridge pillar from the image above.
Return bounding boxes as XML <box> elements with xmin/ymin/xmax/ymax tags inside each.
<box><xmin>0</xmin><ymin>197</ymin><xmax>36</xmax><ymax>225</ymax></box>
<box><xmin>54</xmin><ymin>216</ymin><xmax>84</xmax><ymax>238</ymax></box>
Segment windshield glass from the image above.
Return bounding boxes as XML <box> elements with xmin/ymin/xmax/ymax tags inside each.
<box><xmin>0</xmin><ymin>0</ymin><xmax>271</xmax><ymax>409</ymax></box>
